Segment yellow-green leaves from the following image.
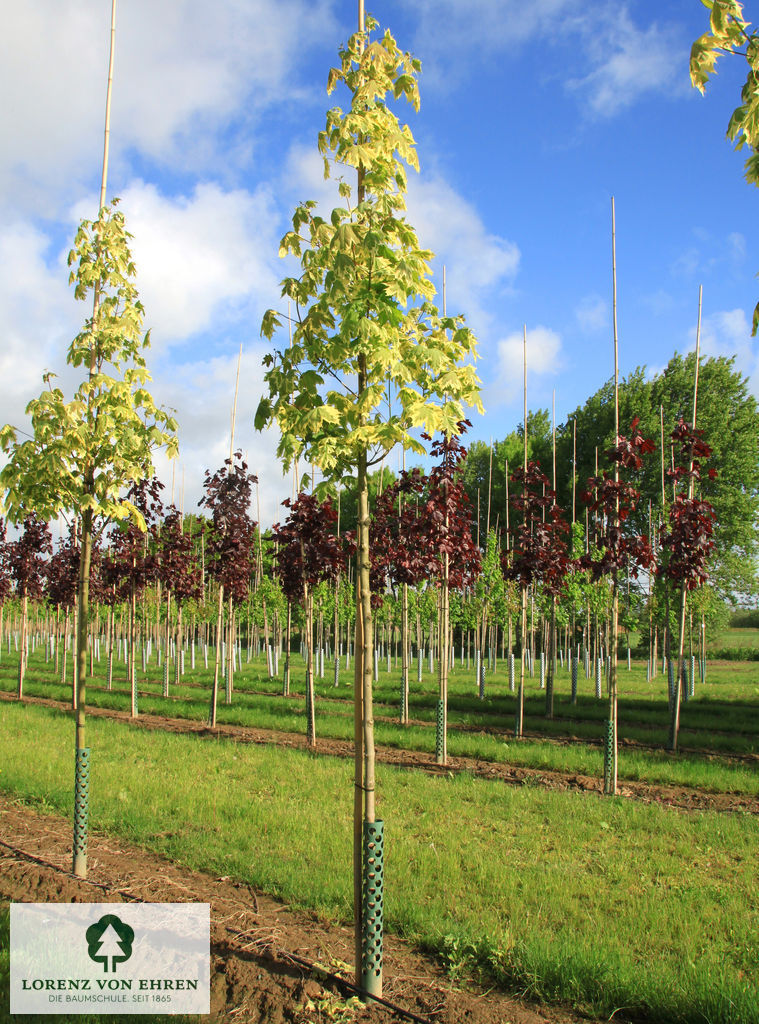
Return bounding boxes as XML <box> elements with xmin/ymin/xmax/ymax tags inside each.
<box><xmin>0</xmin><ymin>201</ymin><xmax>177</xmax><ymax>527</ymax></box>
<box><xmin>257</xmin><ymin>19</ymin><xmax>483</xmax><ymax>481</ymax></box>
<box><xmin>691</xmin><ymin>0</ymin><xmax>759</xmax><ymax>334</ymax></box>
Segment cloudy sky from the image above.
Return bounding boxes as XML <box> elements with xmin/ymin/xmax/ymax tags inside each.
<box><xmin>2</xmin><ymin>0</ymin><xmax>757</xmax><ymax>530</ymax></box>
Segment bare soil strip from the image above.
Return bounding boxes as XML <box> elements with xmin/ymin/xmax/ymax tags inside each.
<box><xmin>0</xmin><ymin>794</ymin><xmax>588</xmax><ymax>1024</ymax></box>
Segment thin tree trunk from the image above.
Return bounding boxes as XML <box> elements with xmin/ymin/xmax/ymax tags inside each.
<box><xmin>17</xmin><ymin>593</ymin><xmax>27</xmax><ymax>699</ymax></box>
<box><xmin>72</xmin><ymin>507</ymin><xmax>94</xmax><ymax>877</ymax></box>
<box><xmin>209</xmin><ymin>583</ymin><xmax>224</xmax><ymax>727</ymax></box>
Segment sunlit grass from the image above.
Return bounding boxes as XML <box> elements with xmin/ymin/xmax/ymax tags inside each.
<box><xmin>0</xmin><ymin>702</ymin><xmax>757</xmax><ymax>1024</ymax></box>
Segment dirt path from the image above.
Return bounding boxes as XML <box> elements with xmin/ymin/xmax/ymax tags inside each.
<box><xmin>5</xmin><ymin>692</ymin><xmax>758</xmax><ymax>817</ymax></box>
<box><xmin>0</xmin><ymin>794</ymin><xmax>589</xmax><ymax>1024</ymax></box>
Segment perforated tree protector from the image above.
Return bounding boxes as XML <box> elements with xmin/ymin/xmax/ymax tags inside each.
<box><xmin>571</xmin><ymin>656</ymin><xmax>578</xmax><ymax>703</ymax></box>
<box><xmin>603</xmin><ymin>719</ymin><xmax>614</xmax><ymax>794</ymax></box>
<box><xmin>361</xmin><ymin>820</ymin><xmax>384</xmax><ymax>996</ymax></box>
<box><xmin>435</xmin><ymin>700</ymin><xmax>445</xmax><ymax>761</ymax></box>
<box><xmin>74</xmin><ymin>747</ymin><xmax>90</xmax><ymax>857</ymax></box>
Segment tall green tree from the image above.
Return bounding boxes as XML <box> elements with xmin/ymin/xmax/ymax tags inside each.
<box><xmin>256</xmin><ymin>15</ymin><xmax>481</xmax><ymax>997</ymax></box>
<box><xmin>691</xmin><ymin>0</ymin><xmax>759</xmax><ymax>334</ymax></box>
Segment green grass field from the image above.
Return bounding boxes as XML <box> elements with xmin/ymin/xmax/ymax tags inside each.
<box><xmin>1</xmin><ymin>701</ymin><xmax>758</xmax><ymax>1024</ymax></box>
<box><xmin>1</xmin><ymin>628</ymin><xmax>757</xmax><ymax>797</ymax></box>
<box><xmin>2</xmin><ymin>628</ymin><xmax>757</xmax><ymax>1022</ymax></box>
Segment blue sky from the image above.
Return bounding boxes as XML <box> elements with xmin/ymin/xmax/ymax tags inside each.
<box><xmin>1</xmin><ymin>0</ymin><xmax>757</xmax><ymax>530</ymax></box>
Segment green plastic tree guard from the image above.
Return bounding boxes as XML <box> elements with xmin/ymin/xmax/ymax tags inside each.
<box><xmin>603</xmin><ymin>720</ymin><xmax>614</xmax><ymax>795</ymax></box>
<box><xmin>361</xmin><ymin>820</ymin><xmax>384</xmax><ymax>998</ymax></box>
<box><xmin>73</xmin><ymin>746</ymin><xmax>90</xmax><ymax>876</ymax></box>
<box><xmin>435</xmin><ymin>699</ymin><xmax>445</xmax><ymax>762</ymax></box>
<box><xmin>571</xmin><ymin>656</ymin><xmax>578</xmax><ymax>704</ymax></box>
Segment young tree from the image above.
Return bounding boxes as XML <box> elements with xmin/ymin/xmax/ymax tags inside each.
<box><xmin>273</xmin><ymin>492</ymin><xmax>347</xmax><ymax>746</ymax></box>
<box><xmin>503</xmin><ymin>462</ymin><xmax>569</xmax><ymax>738</ymax></box>
<box><xmin>157</xmin><ymin>506</ymin><xmax>202</xmax><ymax>695</ymax></box>
<box><xmin>199</xmin><ymin>452</ymin><xmax>256</xmax><ymax>727</ymax></box>
<box><xmin>109</xmin><ymin>478</ymin><xmax>164</xmax><ymax>716</ymax></box>
<box><xmin>8</xmin><ymin>515</ymin><xmax>52</xmax><ymax>698</ymax></box>
<box><xmin>579</xmin><ymin>420</ymin><xmax>655</xmax><ymax>793</ymax></box>
<box><xmin>0</xmin><ymin>0</ymin><xmax>177</xmax><ymax>878</ymax></box>
<box><xmin>371</xmin><ymin>467</ymin><xmax>430</xmax><ymax>725</ymax></box>
<box><xmin>421</xmin><ymin>427</ymin><xmax>480</xmax><ymax>765</ymax></box>
<box><xmin>255</xmin><ymin>16</ymin><xmax>482</xmax><ymax>997</ymax></box>
<box><xmin>658</xmin><ymin>418</ymin><xmax>716</xmax><ymax>752</ymax></box>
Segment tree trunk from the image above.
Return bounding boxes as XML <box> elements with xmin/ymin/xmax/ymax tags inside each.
<box><xmin>668</xmin><ymin>584</ymin><xmax>688</xmax><ymax>752</ymax></box>
<box><xmin>284</xmin><ymin>601</ymin><xmax>291</xmax><ymax>696</ymax></box>
<box><xmin>515</xmin><ymin>584</ymin><xmax>527</xmax><ymax>738</ymax></box>
<box><xmin>129</xmin><ymin>580</ymin><xmax>138</xmax><ymax>717</ymax></box>
<box><xmin>17</xmin><ymin>592</ymin><xmax>27</xmax><ymax>699</ymax></box>
<box><xmin>400</xmin><ymin>582</ymin><xmax>409</xmax><ymax>725</ymax></box>
<box><xmin>605</xmin><ymin>581</ymin><xmax>620</xmax><ymax>795</ymax></box>
<box><xmin>73</xmin><ymin>507</ymin><xmax>93</xmax><ymax>878</ymax></box>
<box><xmin>209</xmin><ymin>583</ymin><xmax>224</xmax><ymax>727</ymax></box>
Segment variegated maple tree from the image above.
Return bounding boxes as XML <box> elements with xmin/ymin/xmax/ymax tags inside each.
<box><xmin>255</xmin><ymin>17</ymin><xmax>482</xmax><ymax>997</ymax></box>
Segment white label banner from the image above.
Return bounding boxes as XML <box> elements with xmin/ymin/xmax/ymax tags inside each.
<box><xmin>11</xmin><ymin>903</ymin><xmax>210</xmax><ymax>1015</ymax></box>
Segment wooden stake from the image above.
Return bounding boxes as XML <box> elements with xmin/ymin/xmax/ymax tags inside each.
<box><xmin>99</xmin><ymin>0</ymin><xmax>116</xmax><ymax>213</ymax></box>
<box><xmin>229</xmin><ymin>342</ymin><xmax>243</xmax><ymax>465</ymax></box>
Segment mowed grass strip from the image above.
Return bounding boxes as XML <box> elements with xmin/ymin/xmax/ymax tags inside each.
<box><xmin>4</xmin><ymin>657</ymin><xmax>759</xmax><ymax>799</ymax></box>
<box><xmin>0</xmin><ymin>702</ymin><xmax>757</xmax><ymax>1024</ymax></box>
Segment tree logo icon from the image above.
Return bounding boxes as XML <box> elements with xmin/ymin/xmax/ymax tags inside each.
<box><xmin>86</xmin><ymin>914</ymin><xmax>135</xmax><ymax>972</ymax></box>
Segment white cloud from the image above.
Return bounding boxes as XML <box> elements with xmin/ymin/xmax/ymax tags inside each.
<box><xmin>0</xmin><ymin>222</ymin><xmax>82</xmax><ymax>431</ymax></box>
<box><xmin>405</xmin><ymin>176</ymin><xmax>520</xmax><ymax>320</ymax></box>
<box><xmin>565</xmin><ymin>6</ymin><xmax>686</xmax><ymax>118</ymax></box>
<box><xmin>411</xmin><ymin>0</ymin><xmax>575</xmax><ymax>87</ymax></box>
<box><xmin>575</xmin><ymin>294</ymin><xmax>608</xmax><ymax>332</ymax></box>
<box><xmin>147</xmin><ymin>345</ymin><xmax>291</xmax><ymax>529</ymax></box>
<box><xmin>692</xmin><ymin>308</ymin><xmax>759</xmax><ymax>395</ymax></box>
<box><xmin>0</xmin><ymin>0</ymin><xmax>336</xmax><ymax>216</ymax></box>
<box><xmin>671</xmin><ymin>230</ymin><xmax>752</xmax><ymax>280</ymax></box>
<box><xmin>87</xmin><ymin>181</ymin><xmax>283</xmax><ymax>348</ymax></box>
<box><xmin>492</xmin><ymin>325</ymin><xmax>564</xmax><ymax>403</ymax></box>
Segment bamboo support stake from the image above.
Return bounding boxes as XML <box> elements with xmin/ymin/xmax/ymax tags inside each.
<box><xmin>606</xmin><ymin>195</ymin><xmax>620</xmax><ymax>796</ymax></box>
<box><xmin>73</xmin><ymin>0</ymin><xmax>117</xmax><ymax>880</ymax></box>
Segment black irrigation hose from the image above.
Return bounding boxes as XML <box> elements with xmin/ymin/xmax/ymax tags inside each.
<box><xmin>271</xmin><ymin>947</ymin><xmax>436</xmax><ymax>1024</ymax></box>
<box><xmin>0</xmin><ymin>837</ymin><xmax>435</xmax><ymax>1024</ymax></box>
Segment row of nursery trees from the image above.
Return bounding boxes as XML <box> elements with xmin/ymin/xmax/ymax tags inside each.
<box><xmin>0</xmin><ymin>406</ymin><xmax>717</xmax><ymax>770</ymax></box>
<box><xmin>1</xmin><ymin>1</ymin><xmax>754</xmax><ymax>1000</ymax></box>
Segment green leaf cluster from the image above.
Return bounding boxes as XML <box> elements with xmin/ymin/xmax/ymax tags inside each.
<box><xmin>256</xmin><ymin>19</ymin><xmax>482</xmax><ymax>480</ymax></box>
<box><xmin>0</xmin><ymin>201</ymin><xmax>178</xmax><ymax>530</ymax></box>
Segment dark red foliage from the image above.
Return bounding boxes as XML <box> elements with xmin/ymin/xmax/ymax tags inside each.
<box><xmin>658</xmin><ymin>420</ymin><xmax>717</xmax><ymax>591</ymax></box>
<box><xmin>372</xmin><ymin>425</ymin><xmax>480</xmax><ymax>605</ymax></box>
<box><xmin>370</xmin><ymin>468</ymin><xmax>432</xmax><ymax>601</ymax></box>
<box><xmin>158</xmin><ymin>507</ymin><xmax>202</xmax><ymax>606</ymax></box>
<box><xmin>199</xmin><ymin>452</ymin><xmax>257</xmax><ymax>604</ymax></box>
<box><xmin>272</xmin><ymin>492</ymin><xmax>349</xmax><ymax>605</ymax></box>
<box><xmin>578</xmin><ymin>421</ymin><xmax>655</xmax><ymax>581</ymax></box>
<box><xmin>109</xmin><ymin>477</ymin><xmax>165</xmax><ymax>599</ymax></box>
<box><xmin>45</xmin><ymin>525</ymin><xmax>104</xmax><ymax>608</ymax></box>
<box><xmin>8</xmin><ymin>515</ymin><xmax>52</xmax><ymax>600</ymax></box>
<box><xmin>604</xmin><ymin>416</ymin><xmax>656</xmax><ymax>471</ymax></box>
<box><xmin>503</xmin><ymin>462</ymin><xmax>569</xmax><ymax>596</ymax></box>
